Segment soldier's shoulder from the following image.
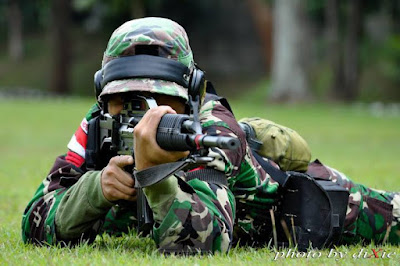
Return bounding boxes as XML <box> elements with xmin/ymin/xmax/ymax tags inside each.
<box><xmin>85</xmin><ymin>103</ymin><xmax>101</xmax><ymax>121</ymax></box>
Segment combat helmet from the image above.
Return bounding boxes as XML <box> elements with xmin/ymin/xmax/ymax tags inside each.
<box><xmin>95</xmin><ymin>17</ymin><xmax>203</xmax><ymax>103</ymax></box>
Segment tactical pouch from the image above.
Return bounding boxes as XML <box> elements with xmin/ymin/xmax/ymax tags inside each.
<box><xmin>279</xmin><ymin>172</ymin><xmax>349</xmax><ymax>250</ymax></box>
<box><xmin>251</xmin><ymin>151</ymin><xmax>349</xmax><ymax>250</ymax></box>
<box><xmin>239</xmin><ymin>117</ymin><xmax>311</xmax><ymax>172</ymax></box>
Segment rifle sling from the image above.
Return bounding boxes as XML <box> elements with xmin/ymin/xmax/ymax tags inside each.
<box><xmin>134</xmin><ymin>160</ymin><xmax>189</xmax><ymax>188</ymax></box>
<box><xmin>135</xmin><ymin>161</ymin><xmax>228</xmax><ymax>188</ymax></box>
<box><xmin>185</xmin><ymin>168</ymin><xmax>227</xmax><ymax>186</ymax></box>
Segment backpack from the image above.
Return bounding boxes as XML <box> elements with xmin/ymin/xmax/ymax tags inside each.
<box><xmin>239</xmin><ymin>117</ymin><xmax>311</xmax><ymax>172</ymax></box>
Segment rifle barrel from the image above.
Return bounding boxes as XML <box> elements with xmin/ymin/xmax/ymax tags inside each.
<box><xmin>188</xmin><ymin>134</ymin><xmax>239</xmax><ymax>150</ymax></box>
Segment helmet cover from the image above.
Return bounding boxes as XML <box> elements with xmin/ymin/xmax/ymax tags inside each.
<box><xmin>99</xmin><ymin>17</ymin><xmax>194</xmax><ymax>102</ymax></box>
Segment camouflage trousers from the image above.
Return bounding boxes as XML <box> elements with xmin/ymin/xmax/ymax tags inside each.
<box><xmin>103</xmin><ymin>161</ymin><xmax>400</xmax><ymax>253</ymax></box>
<box><xmin>307</xmin><ymin>160</ymin><xmax>400</xmax><ymax>245</ymax></box>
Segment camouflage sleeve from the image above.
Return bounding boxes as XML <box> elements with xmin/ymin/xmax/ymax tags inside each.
<box><xmin>55</xmin><ymin>171</ymin><xmax>114</xmax><ymax>240</ymax></box>
<box><xmin>200</xmin><ymin>98</ymin><xmax>282</xmax><ymax>246</ymax></box>
<box><xmin>21</xmin><ymin>156</ymin><xmax>85</xmax><ymax>245</ymax></box>
<box><xmin>307</xmin><ymin>160</ymin><xmax>400</xmax><ymax>245</ymax></box>
<box><xmin>149</xmin><ymin>175</ymin><xmax>236</xmax><ymax>254</ymax></box>
<box><xmin>142</xmin><ymin>98</ymin><xmax>245</xmax><ymax>254</ymax></box>
<box><xmin>21</xmin><ymin>103</ymin><xmax>105</xmax><ymax>245</ymax></box>
<box><xmin>145</xmin><ymin>98</ymin><xmax>282</xmax><ymax>253</ymax></box>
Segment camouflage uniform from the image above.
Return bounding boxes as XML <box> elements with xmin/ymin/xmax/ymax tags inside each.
<box><xmin>307</xmin><ymin>160</ymin><xmax>400</xmax><ymax>244</ymax></box>
<box><xmin>22</xmin><ymin>17</ymin><xmax>400</xmax><ymax>253</ymax></box>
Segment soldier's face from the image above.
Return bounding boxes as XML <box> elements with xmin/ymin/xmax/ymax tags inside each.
<box><xmin>107</xmin><ymin>93</ymin><xmax>186</xmax><ymax>115</ymax></box>
<box><xmin>107</xmin><ymin>94</ymin><xmax>124</xmax><ymax>115</ymax></box>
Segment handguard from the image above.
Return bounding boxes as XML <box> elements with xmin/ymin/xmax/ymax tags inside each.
<box><xmin>156</xmin><ymin>114</ymin><xmax>239</xmax><ymax>151</ymax></box>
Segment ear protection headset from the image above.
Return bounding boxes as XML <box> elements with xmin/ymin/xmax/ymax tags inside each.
<box><xmin>94</xmin><ymin>54</ymin><xmax>205</xmax><ymax>102</ymax></box>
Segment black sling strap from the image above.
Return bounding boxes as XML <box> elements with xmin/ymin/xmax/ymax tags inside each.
<box><xmin>251</xmin><ymin>150</ymin><xmax>289</xmax><ymax>187</ymax></box>
<box><xmin>134</xmin><ymin>160</ymin><xmax>228</xmax><ymax>188</ymax></box>
<box><xmin>185</xmin><ymin>168</ymin><xmax>228</xmax><ymax>186</ymax></box>
<box><xmin>134</xmin><ymin>160</ymin><xmax>189</xmax><ymax>188</ymax></box>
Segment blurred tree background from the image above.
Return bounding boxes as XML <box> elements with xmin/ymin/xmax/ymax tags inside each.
<box><xmin>0</xmin><ymin>0</ymin><xmax>399</xmax><ymax>103</ymax></box>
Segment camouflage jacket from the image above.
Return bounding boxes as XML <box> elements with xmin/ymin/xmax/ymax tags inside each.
<box><xmin>22</xmin><ymin>95</ymin><xmax>400</xmax><ymax>252</ymax></box>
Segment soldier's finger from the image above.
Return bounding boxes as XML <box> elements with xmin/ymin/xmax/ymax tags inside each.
<box><xmin>110</xmin><ymin>155</ymin><xmax>134</xmax><ymax>168</ymax></box>
<box><xmin>154</xmin><ymin>149</ymin><xmax>190</xmax><ymax>164</ymax></box>
<box><xmin>139</xmin><ymin>106</ymin><xmax>176</xmax><ymax>129</ymax></box>
<box><xmin>112</xmin><ymin>180</ymin><xmax>137</xmax><ymax>198</ymax></box>
<box><xmin>168</xmin><ymin>150</ymin><xmax>190</xmax><ymax>160</ymax></box>
<box><xmin>113</xmin><ymin>170</ymin><xmax>135</xmax><ymax>187</ymax></box>
<box><xmin>124</xmin><ymin>194</ymin><xmax>137</xmax><ymax>202</ymax></box>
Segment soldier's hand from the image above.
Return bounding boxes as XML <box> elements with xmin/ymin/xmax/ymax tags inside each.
<box><xmin>134</xmin><ymin>106</ymin><xmax>190</xmax><ymax>171</ymax></box>
<box><xmin>101</xmin><ymin>155</ymin><xmax>137</xmax><ymax>202</ymax></box>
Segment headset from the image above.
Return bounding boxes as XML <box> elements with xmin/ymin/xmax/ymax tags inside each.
<box><xmin>94</xmin><ymin>54</ymin><xmax>205</xmax><ymax>103</ymax></box>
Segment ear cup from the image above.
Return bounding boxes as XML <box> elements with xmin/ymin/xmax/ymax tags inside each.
<box><xmin>189</xmin><ymin>68</ymin><xmax>205</xmax><ymax>99</ymax></box>
<box><xmin>94</xmin><ymin>70</ymin><xmax>103</xmax><ymax>100</ymax></box>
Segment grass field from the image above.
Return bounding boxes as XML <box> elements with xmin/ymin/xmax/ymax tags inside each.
<box><xmin>1</xmin><ymin>96</ymin><xmax>400</xmax><ymax>265</ymax></box>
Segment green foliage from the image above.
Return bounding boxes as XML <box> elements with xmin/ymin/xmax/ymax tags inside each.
<box><xmin>73</xmin><ymin>0</ymin><xmax>98</xmax><ymax>12</ymax></box>
<box><xmin>0</xmin><ymin>26</ymin><xmax>107</xmax><ymax>96</ymax></box>
<box><xmin>380</xmin><ymin>35</ymin><xmax>400</xmax><ymax>82</ymax></box>
<box><xmin>1</xmin><ymin>97</ymin><xmax>399</xmax><ymax>264</ymax></box>
<box><xmin>359</xmin><ymin>35</ymin><xmax>400</xmax><ymax>102</ymax></box>
<box><xmin>2</xmin><ymin>0</ymin><xmax>400</xmax><ymax>102</ymax></box>
<box><xmin>305</xmin><ymin>0</ymin><xmax>325</xmax><ymax>22</ymax></box>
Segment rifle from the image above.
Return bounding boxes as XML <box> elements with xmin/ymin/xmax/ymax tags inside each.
<box><xmin>85</xmin><ymin>94</ymin><xmax>239</xmax><ymax>236</ymax></box>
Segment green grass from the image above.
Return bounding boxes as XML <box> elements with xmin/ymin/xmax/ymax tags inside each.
<box><xmin>1</xmin><ymin>97</ymin><xmax>400</xmax><ymax>265</ymax></box>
